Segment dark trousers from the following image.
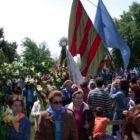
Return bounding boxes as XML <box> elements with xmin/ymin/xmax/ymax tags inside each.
<box><xmin>26</xmin><ymin>101</ymin><xmax>34</xmax><ymax>118</ymax></box>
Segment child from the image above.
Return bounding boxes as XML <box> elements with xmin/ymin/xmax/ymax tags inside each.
<box><xmin>93</xmin><ymin>107</ymin><xmax>116</xmax><ymax>140</ymax></box>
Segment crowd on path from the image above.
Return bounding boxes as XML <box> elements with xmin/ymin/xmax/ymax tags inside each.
<box><xmin>1</xmin><ymin>67</ymin><xmax>140</xmax><ymax>140</ymax></box>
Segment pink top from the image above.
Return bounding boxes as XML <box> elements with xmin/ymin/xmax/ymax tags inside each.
<box><xmin>74</xmin><ymin>104</ymin><xmax>84</xmax><ymax>136</ymax></box>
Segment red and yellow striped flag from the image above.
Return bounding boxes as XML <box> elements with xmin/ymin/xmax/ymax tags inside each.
<box><xmin>68</xmin><ymin>0</ymin><xmax>105</xmax><ymax>76</ymax></box>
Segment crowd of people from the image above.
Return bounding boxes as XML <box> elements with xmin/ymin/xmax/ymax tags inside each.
<box><xmin>1</xmin><ymin>67</ymin><xmax>140</xmax><ymax>140</ymax></box>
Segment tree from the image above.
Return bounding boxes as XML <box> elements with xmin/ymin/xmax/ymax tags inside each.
<box><xmin>0</xmin><ymin>28</ymin><xmax>18</xmax><ymax>65</ymax></box>
<box><xmin>22</xmin><ymin>38</ymin><xmax>56</xmax><ymax>71</ymax></box>
<box><xmin>111</xmin><ymin>2</ymin><xmax>140</xmax><ymax>69</ymax></box>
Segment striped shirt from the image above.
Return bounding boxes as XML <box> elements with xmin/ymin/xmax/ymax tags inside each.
<box><xmin>87</xmin><ymin>88</ymin><xmax>112</xmax><ymax>116</ymax></box>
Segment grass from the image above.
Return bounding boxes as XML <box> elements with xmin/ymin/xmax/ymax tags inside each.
<box><xmin>106</xmin><ymin>125</ymin><xmax>111</xmax><ymax>135</ymax></box>
<box><xmin>30</xmin><ymin>116</ymin><xmax>35</xmax><ymax>140</ymax></box>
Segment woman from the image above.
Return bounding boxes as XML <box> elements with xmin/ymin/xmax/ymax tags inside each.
<box><xmin>31</xmin><ymin>95</ymin><xmax>42</xmax><ymax>129</ymax></box>
<box><xmin>123</xmin><ymin>85</ymin><xmax>140</xmax><ymax>116</ymax></box>
<box><xmin>123</xmin><ymin>104</ymin><xmax>140</xmax><ymax>140</ymax></box>
<box><xmin>7</xmin><ymin>94</ymin><xmax>31</xmax><ymax>140</ymax></box>
<box><xmin>35</xmin><ymin>90</ymin><xmax>78</xmax><ymax>140</ymax></box>
<box><xmin>128</xmin><ymin>86</ymin><xmax>140</xmax><ymax>109</ymax></box>
<box><xmin>67</xmin><ymin>89</ymin><xmax>94</xmax><ymax>140</ymax></box>
<box><xmin>62</xmin><ymin>80</ymin><xmax>74</xmax><ymax>106</ymax></box>
<box><xmin>110</xmin><ymin>79</ymin><xmax>129</xmax><ymax>136</ymax></box>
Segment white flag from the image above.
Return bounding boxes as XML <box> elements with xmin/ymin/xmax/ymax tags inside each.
<box><xmin>66</xmin><ymin>49</ymin><xmax>84</xmax><ymax>87</ymax></box>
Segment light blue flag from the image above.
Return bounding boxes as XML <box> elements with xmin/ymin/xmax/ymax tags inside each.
<box><xmin>94</xmin><ymin>0</ymin><xmax>130</xmax><ymax>70</ymax></box>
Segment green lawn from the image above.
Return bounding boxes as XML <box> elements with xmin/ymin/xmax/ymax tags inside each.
<box><xmin>30</xmin><ymin>116</ymin><xmax>35</xmax><ymax>140</ymax></box>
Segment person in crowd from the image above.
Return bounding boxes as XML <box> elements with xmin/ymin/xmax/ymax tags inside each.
<box><xmin>87</xmin><ymin>77</ymin><xmax>112</xmax><ymax>117</ymax></box>
<box><xmin>17</xmin><ymin>78</ymin><xmax>23</xmax><ymax>90</ymax></box>
<box><xmin>123</xmin><ymin>71</ymin><xmax>131</xmax><ymax>81</ymax></box>
<box><xmin>80</xmin><ymin>82</ymin><xmax>89</xmax><ymax>103</ymax></box>
<box><xmin>104</xmin><ymin>84</ymin><xmax>112</xmax><ymax>95</ymax></box>
<box><xmin>93</xmin><ymin>107</ymin><xmax>116</xmax><ymax>140</ymax></box>
<box><xmin>35</xmin><ymin>90</ymin><xmax>78</xmax><ymax>140</ymax></box>
<box><xmin>48</xmin><ymin>86</ymin><xmax>57</xmax><ymax>93</ymax></box>
<box><xmin>14</xmin><ymin>81</ymin><xmax>22</xmax><ymax>95</ymax></box>
<box><xmin>93</xmin><ymin>73</ymin><xmax>98</xmax><ymax>80</ymax></box>
<box><xmin>88</xmin><ymin>79</ymin><xmax>96</xmax><ymax>91</ymax></box>
<box><xmin>110</xmin><ymin>78</ymin><xmax>120</xmax><ymax>94</ymax></box>
<box><xmin>109</xmin><ymin>78</ymin><xmax>121</xmax><ymax>120</ymax></box>
<box><xmin>62</xmin><ymin>80</ymin><xmax>74</xmax><ymax>106</ymax></box>
<box><xmin>23</xmin><ymin>84</ymin><xmax>34</xmax><ymax>118</ymax></box>
<box><xmin>131</xmin><ymin>131</ymin><xmax>140</xmax><ymax>140</ymax></box>
<box><xmin>85</xmin><ymin>75</ymin><xmax>93</xmax><ymax>85</ymax></box>
<box><xmin>123</xmin><ymin>104</ymin><xmax>140</xmax><ymax>140</ymax></box>
<box><xmin>110</xmin><ymin>79</ymin><xmax>129</xmax><ymax>136</ymax></box>
<box><xmin>128</xmin><ymin>86</ymin><xmax>140</xmax><ymax>109</ymax></box>
<box><xmin>72</xmin><ymin>84</ymin><xmax>79</xmax><ymax>92</ymax></box>
<box><xmin>6</xmin><ymin>85</ymin><xmax>13</xmax><ymax>96</ymax></box>
<box><xmin>123</xmin><ymin>85</ymin><xmax>140</xmax><ymax>116</ymax></box>
<box><xmin>129</xmin><ymin>77</ymin><xmax>137</xmax><ymax>88</ymax></box>
<box><xmin>6</xmin><ymin>94</ymin><xmax>31</xmax><ymax>140</ymax></box>
<box><xmin>102</xmin><ymin>69</ymin><xmax>112</xmax><ymax>87</ymax></box>
<box><xmin>67</xmin><ymin>89</ymin><xmax>94</xmax><ymax>140</ymax></box>
<box><xmin>31</xmin><ymin>95</ymin><xmax>42</xmax><ymax>129</ymax></box>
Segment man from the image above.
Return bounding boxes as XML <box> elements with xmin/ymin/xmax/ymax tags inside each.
<box><xmin>87</xmin><ymin>77</ymin><xmax>112</xmax><ymax>117</ymax></box>
<box><xmin>102</xmin><ymin>69</ymin><xmax>112</xmax><ymax>87</ymax></box>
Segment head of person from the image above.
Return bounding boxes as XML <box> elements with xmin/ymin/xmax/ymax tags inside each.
<box><xmin>72</xmin><ymin>89</ymin><xmax>84</xmax><ymax>107</ymax></box>
<box><xmin>48</xmin><ymin>90</ymin><xmax>63</xmax><ymax>112</ymax></box>
<box><xmin>25</xmin><ymin>83</ymin><xmax>31</xmax><ymax>90</ymax></box>
<box><xmin>86</xmin><ymin>75</ymin><xmax>92</xmax><ymax>81</ymax></box>
<box><xmin>8</xmin><ymin>94</ymin><xmax>24</xmax><ymax>116</ymax></box>
<box><xmin>107</xmin><ymin>84</ymin><xmax>112</xmax><ymax>91</ymax></box>
<box><xmin>63</xmin><ymin>80</ymin><xmax>72</xmax><ymax>90</ymax></box>
<box><xmin>114</xmin><ymin>78</ymin><xmax>121</xmax><ymax>89</ymax></box>
<box><xmin>120</xmin><ymin>79</ymin><xmax>129</xmax><ymax>95</ymax></box>
<box><xmin>95</xmin><ymin>77</ymin><xmax>104</xmax><ymax>88</ymax></box>
<box><xmin>72</xmin><ymin>84</ymin><xmax>79</xmax><ymax>92</ymax></box>
<box><xmin>95</xmin><ymin>107</ymin><xmax>103</xmax><ymax>117</ymax></box>
<box><xmin>130</xmin><ymin>77</ymin><xmax>137</xmax><ymax>88</ymax></box>
<box><xmin>37</xmin><ymin>94</ymin><xmax>42</xmax><ymax>101</ymax></box>
<box><xmin>123</xmin><ymin>104</ymin><xmax>140</xmax><ymax>140</ymax></box>
<box><xmin>48</xmin><ymin>86</ymin><xmax>57</xmax><ymax>93</ymax></box>
<box><xmin>80</xmin><ymin>82</ymin><xmax>88</xmax><ymax>92</ymax></box>
<box><xmin>106</xmin><ymin>69</ymin><xmax>110</xmax><ymax>74</ymax></box>
<box><xmin>129</xmin><ymin>86</ymin><xmax>140</xmax><ymax>99</ymax></box>
<box><xmin>89</xmin><ymin>80</ymin><xmax>96</xmax><ymax>90</ymax></box>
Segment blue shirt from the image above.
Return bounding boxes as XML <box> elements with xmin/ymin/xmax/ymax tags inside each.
<box><xmin>7</xmin><ymin>116</ymin><xmax>31</xmax><ymax>140</ymax></box>
<box><xmin>55</xmin><ymin>120</ymin><xmax>62</xmax><ymax>140</ymax></box>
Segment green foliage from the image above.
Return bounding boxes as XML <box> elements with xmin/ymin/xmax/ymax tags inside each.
<box><xmin>112</xmin><ymin>2</ymin><xmax>140</xmax><ymax>69</ymax></box>
<box><xmin>0</xmin><ymin>28</ymin><xmax>18</xmax><ymax>65</ymax></box>
<box><xmin>0</xmin><ymin>62</ymin><xmax>69</xmax><ymax>111</ymax></box>
<box><xmin>22</xmin><ymin>38</ymin><xmax>55</xmax><ymax>66</ymax></box>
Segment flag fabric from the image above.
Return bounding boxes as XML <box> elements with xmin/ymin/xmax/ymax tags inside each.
<box><xmin>94</xmin><ymin>0</ymin><xmax>130</xmax><ymax>70</ymax></box>
<box><xmin>68</xmin><ymin>0</ymin><xmax>105</xmax><ymax>76</ymax></box>
<box><xmin>66</xmin><ymin>49</ymin><xmax>84</xmax><ymax>86</ymax></box>
<box><xmin>99</xmin><ymin>49</ymin><xmax>114</xmax><ymax>71</ymax></box>
<box><xmin>99</xmin><ymin>49</ymin><xmax>114</xmax><ymax>69</ymax></box>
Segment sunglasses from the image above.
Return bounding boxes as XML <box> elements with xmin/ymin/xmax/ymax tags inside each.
<box><xmin>52</xmin><ymin>100</ymin><xmax>63</xmax><ymax>105</ymax></box>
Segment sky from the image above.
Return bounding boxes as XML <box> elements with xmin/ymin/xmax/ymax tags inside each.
<box><xmin>0</xmin><ymin>0</ymin><xmax>140</xmax><ymax>58</ymax></box>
